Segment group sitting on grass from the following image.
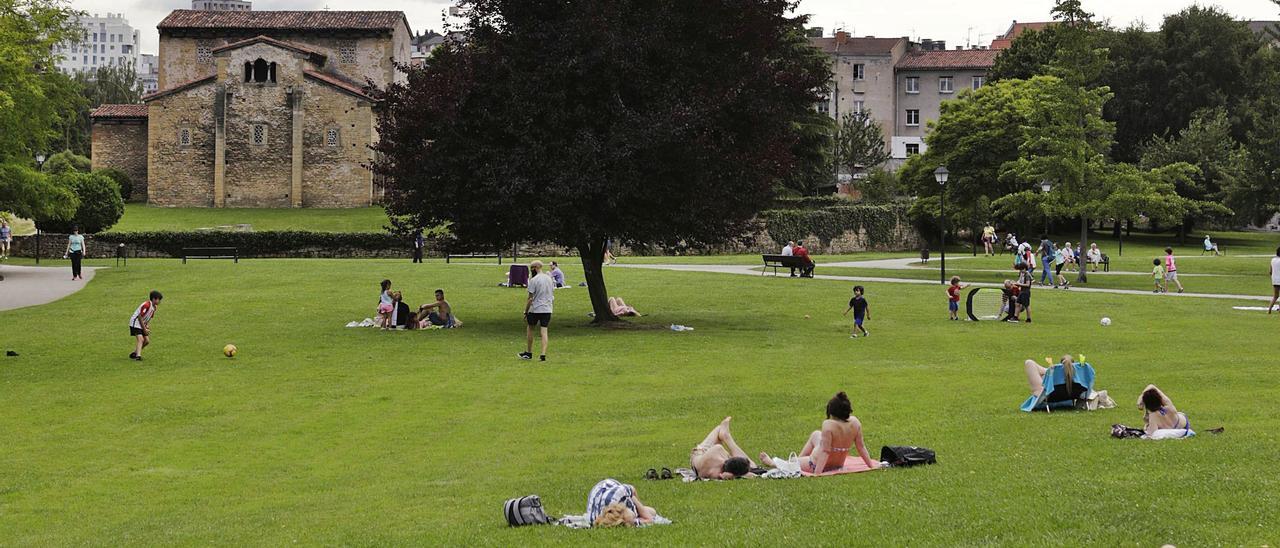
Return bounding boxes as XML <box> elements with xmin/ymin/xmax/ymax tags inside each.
<box><xmin>374</xmin><ymin>280</ymin><xmax>462</xmax><ymax>330</ymax></box>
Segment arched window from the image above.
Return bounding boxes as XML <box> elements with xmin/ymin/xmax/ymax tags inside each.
<box><xmin>252</xmin><ymin>58</ymin><xmax>268</xmax><ymax>83</ymax></box>
<box><xmin>243</xmin><ymin>61</ymin><xmax>252</xmax><ymax>82</ymax></box>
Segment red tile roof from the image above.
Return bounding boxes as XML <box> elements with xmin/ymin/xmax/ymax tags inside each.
<box><xmin>90</xmin><ymin>104</ymin><xmax>148</xmax><ymax>119</ymax></box>
<box><xmin>212</xmin><ymin>35</ymin><xmax>328</xmax><ymax>62</ymax></box>
<box><xmin>990</xmin><ymin>21</ymin><xmax>1054</xmax><ymax>50</ymax></box>
<box><xmin>809</xmin><ymin>36</ymin><xmax>905</xmax><ymax>55</ymax></box>
<box><xmin>304</xmin><ymin>70</ymin><xmax>377</xmax><ymax>101</ymax></box>
<box><xmin>158</xmin><ymin>10</ymin><xmax>408</xmax><ymax>32</ymax></box>
<box><xmin>142</xmin><ymin>75</ymin><xmax>218</xmax><ymax>102</ymax></box>
<box><xmin>897</xmin><ymin>49</ymin><xmax>999</xmax><ymax>71</ymax></box>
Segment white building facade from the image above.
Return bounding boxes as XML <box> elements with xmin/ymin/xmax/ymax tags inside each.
<box><xmin>137</xmin><ymin>54</ymin><xmax>159</xmax><ymax>93</ymax></box>
<box><xmin>53</xmin><ymin>13</ymin><xmax>141</xmax><ymax>75</ymax></box>
<box><xmin>191</xmin><ymin>0</ymin><xmax>252</xmax><ymax>11</ymax></box>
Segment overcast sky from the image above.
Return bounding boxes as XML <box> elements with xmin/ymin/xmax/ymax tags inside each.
<box><xmin>76</xmin><ymin>0</ymin><xmax>1280</xmax><ymax>55</ymax></box>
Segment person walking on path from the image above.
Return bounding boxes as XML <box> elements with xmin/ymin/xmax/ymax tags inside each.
<box><xmin>63</xmin><ymin>226</ymin><xmax>85</xmax><ymax>281</ymax></box>
<box><xmin>1164</xmin><ymin>247</ymin><xmax>1184</xmax><ymax>293</ymax></box>
<box><xmin>1270</xmin><ymin>246</ymin><xmax>1280</xmax><ymax>314</ymax></box>
<box><xmin>412</xmin><ymin>231</ymin><xmax>424</xmax><ymax>263</ymax></box>
<box><xmin>520</xmin><ymin>260</ymin><xmax>555</xmax><ymax>361</ymax></box>
<box><xmin>982</xmin><ymin>224</ymin><xmax>996</xmax><ymax>256</ymax></box>
<box><xmin>0</xmin><ymin>220</ymin><xmax>11</xmax><ymax>259</ymax></box>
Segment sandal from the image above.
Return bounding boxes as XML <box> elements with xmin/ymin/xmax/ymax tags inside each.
<box><xmin>643</xmin><ymin>468</ymin><xmax>658</xmax><ymax>480</ymax></box>
<box><xmin>660</xmin><ymin>467</ymin><xmax>673</xmax><ymax>480</ymax></box>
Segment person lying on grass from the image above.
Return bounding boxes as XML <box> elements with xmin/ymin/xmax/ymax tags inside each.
<box><xmin>690</xmin><ymin>417</ymin><xmax>758</xmax><ymax>480</ymax></box>
<box><xmin>1139</xmin><ymin>385</ymin><xmax>1190</xmax><ymax>437</ymax></box>
<box><xmin>587</xmin><ymin>478</ymin><xmax>658</xmax><ymax>527</ymax></box>
<box><xmin>1022</xmin><ymin>355</ymin><xmax>1079</xmax><ymax>399</ymax></box>
<box><xmin>608</xmin><ymin>296</ymin><xmax>639</xmax><ymax>317</ymax></box>
<box><xmin>759</xmin><ymin>391</ymin><xmax>879</xmax><ymax>474</ymax></box>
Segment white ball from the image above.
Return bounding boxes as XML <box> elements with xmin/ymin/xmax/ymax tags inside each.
<box><xmin>1100</xmin><ymin>317</ymin><xmax>1111</xmax><ymax>326</ymax></box>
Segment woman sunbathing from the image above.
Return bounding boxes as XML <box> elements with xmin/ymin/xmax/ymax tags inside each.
<box><xmin>1022</xmin><ymin>354</ymin><xmax>1077</xmax><ymax>398</ymax></box>
<box><xmin>760</xmin><ymin>392</ymin><xmax>878</xmax><ymax>474</ymax></box>
<box><xmin>609</xmin><ymin>297</ymin><xmax>640</xmax><ymax>317</ymax></box>
<box><xmin>587</xmin><ymin>478</ymin><xmax>657</xmax><ymax>527</ymax></box>
<box><xmin>1139</xmin><ymin>384</ymin><xmax>1190</xmax><ymax>436</ymax></box>
<box><xmin>689</xmin><ymin>417</ymin><xmax>758</xmax><ymax>479</ymax></box>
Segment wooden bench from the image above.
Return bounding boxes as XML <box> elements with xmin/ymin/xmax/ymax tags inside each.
<box><xmin>446</xmin><ymin>253</ymin><xmax>504</xmax><ymax>264</ymax></box>
<box><xmin>182</xmin><ymin>247</ymin><xmax>238</xmax><ymax>264</ymax></box>
<box><xmin>762</xmin><ymin>254</ymin><xmax>808</xmax><ymax>276</ymax></box>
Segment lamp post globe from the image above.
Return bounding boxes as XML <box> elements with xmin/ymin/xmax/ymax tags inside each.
<box><xmin>934</xmin><ymin>166</ymin><xmax>949</xmax><ymax>285</ymax></box>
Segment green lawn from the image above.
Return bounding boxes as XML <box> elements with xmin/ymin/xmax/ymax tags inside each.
<box><xmin>2</xmin><ymin>256</ymin><xmax>1278</xmax><ymax>545</ymax></box>
<box><xmin>109</xmin><ymin>204</ymin><xmax>392</xmax><ymax>233</ymax></box>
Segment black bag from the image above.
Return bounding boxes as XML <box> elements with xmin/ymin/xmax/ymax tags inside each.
<box><xmin>503</xmin><ymin>494</ymin><xmax>554</xmax><ymax>527</ymax></box>
<box><xmin>880</xmin><ymin>445</ymin><xmax>937</xmax><ymax>467</ymax></box>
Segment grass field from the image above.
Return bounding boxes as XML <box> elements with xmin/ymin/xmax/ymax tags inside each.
<box><xmin>2</xmin><ymin>253</ymin><xmax>1278</xmax><ymax>545</ymax></box>
<box><xmin>108</xmin><ymin>205</ymin><xmax>392</xmax><ymax>233</ymax></box>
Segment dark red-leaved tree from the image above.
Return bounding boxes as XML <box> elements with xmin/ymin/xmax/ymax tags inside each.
<box><xmin>372</xmin><ymin>0</ymin><xmax>831</xmax><ymax>321</ymax></box>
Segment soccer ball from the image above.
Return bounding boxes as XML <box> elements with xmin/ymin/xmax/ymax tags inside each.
<box><xmin>804</xmin><ymin>314</ymin><xmax>811</xmax><ymax>319</ymax></box>
<box><xmin>1100</xmin><ymin>317</ymin><xmax>1112</xmax><ymax>326</ymax></box>
<box><xmin>223</xmin><ymin>344</ymin><xmax>237</xmax><ymax>358</ymax></box>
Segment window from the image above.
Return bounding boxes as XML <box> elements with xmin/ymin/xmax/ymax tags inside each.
<box><xmin>853</xmin><ymin>100</ymin><xmax>864</xmax><ymax>114</ymax></box>
<box><xmin>247</xmin><ymin>59</ymin><xmax>276</xmax><ymax>83</ymax></box>
<box><xmin>338</xmin><ymin>40</ymin><xmax>358</xmax><ymax>63</ymax></box>
<box><xmin>972</xmin><ymin>76</ymin><xmax>986</xmax><ymax>90</ymax></box>
<box><xmin>905</xmin><ymin>76</ymin><xmax>919</xmax><ymax>94</ymax></box>
<box><xmin>179</xmin><ymin>128</ymin><xmax>192</xmax><ymax>146</ymax></box>
<box><xmin>906</xmin><ymin>143</ymin><xmax>920</xmax><ymax>156</ymax></box>
<box><xmin>906</xmin><ymin>109</ymin><xmax>920</xmax><ymax>126</ymax></box>
<box><xmin>251</xmin><ymin>124</ymin><xmax>267</xmax><ymax>146</ymax></box>
<box><xmin>852</xmin><ymin>63</ymin><xmax>865</xmax><ymax>81</ymax></box>
<box><xmin>196</xmin><ymin>41</ymin><xmax>213</xmax><ymax>64</ymax></box>
<box><xmin>939</xmin><ymin>76</ymin><xmax>954</xmax><ymax>93</ymax></box>
<box><xmin>815</xmin><ymin>98</ymin><xmax>829</xmax><ymax>115</ymax></box>
<box><xmin>325</xmin><ymin>128</ymin><xmax>340</xmax><ymax>147</ymax></box>
<box><xmin>92</xmin><ymin>32</ymin><xmax>97</xmax><ymax>41</ymax></box>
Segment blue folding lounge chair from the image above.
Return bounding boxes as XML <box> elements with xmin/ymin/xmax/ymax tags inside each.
<box><xmin>1020</xmin><ymin>362</ymin><xmax>1096</xmax><ymax>412</ymax></box>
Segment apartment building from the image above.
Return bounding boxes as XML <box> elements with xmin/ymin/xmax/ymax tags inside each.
<box><xmin>809</xmin><ymin>31</ymin><xmax>909</xmax><ymax>152</ymax></box>
<box><xmin>892</xmin><ymin>49</ymin><xmax>999</xmax><ymax>160</ymax></box>
<box><xmin>52</xmin><ymin>13</ymin><xmax>141</xmax><ymax>74</ymax></box>
<box><xmin>191</xmin><ymin>0</ymin><xmax>252</xmax><ymax>11</ymax></box>
<box><xmin>138</xmin><ymin>54</ymin><xmax>159</xmax><ymax>93</ymax></box>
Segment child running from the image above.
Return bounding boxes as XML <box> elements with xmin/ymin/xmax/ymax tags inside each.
<box><xmin>128</xmin><ymin>290</ymin><xmax>163</xmax><ymax>361</ymax></box>
<box><xmin>842</xmin><ymin>285</ymin><xmax>870</xmax><ymax>337</ymax></box>
<box><xmin>1152</xmin><ymin>259</ymin><xmax>1166</xmax><ymax>293</ymax></box>
<box><xmin>947</xmin><ymin>276</ymin><xmax>968</xmax><ymax>320</ymax></box>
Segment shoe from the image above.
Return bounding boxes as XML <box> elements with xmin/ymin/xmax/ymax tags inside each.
<box><xmin>850</xmin><ymin>334</ymin><xmax>858</xmax><ymax>338</ymax></box>
<box><xmin>862</xmin><ymin>331</ymin><xmax>869</xmax><ymax>337</ymax></box>
<box><xmin>518</xmin><ymin>352</ymin><xmax>532</xmax><ymax>360</ymax></box>
<box><xmin>1025</xmin><ymin>319</ymin><xmax>1032</xmax><ymax>323</ymax></box>
<box><xmin>129</xmin><ymin>352</ymin><xmax>136</xmax><ymax>359</ymax></box>
<box><xmin>132</xmin><ymin>354</ymin><xmax>143</xmax><ymax>361</ymax></box>
<box><xmin>539</xmin><ymin>355</ymin><xmax>546</xmax><ymax>362</ymax></box>
<box><xmin>1178</xmin><ymin>289</ymin><xmax>1184</xmax><ymax>293</ymax></box>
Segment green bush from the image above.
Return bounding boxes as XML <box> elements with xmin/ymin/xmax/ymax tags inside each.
<box><xmin>93</xmin><ymin>231</ymin><xmax>414</xmax><ymax>257</ymax></box>
<box><xmin>772</xmin><ymin>196</ymin><xmax>854</xmax><ymax>210</ymax></box>
<box><xmin>36</xmin><ymin>171</ymin><xmax>125</xmax><ymax>233</ymax></box>
<box><xmin>95</xmin><ymin>168</ymin><xmax>133</xmax><ymax>201</ymax></box>
<box><xmin>41</xmin><ymin>150</ymin><xmax>92</xmax><ymax>175</ymax></box>
<box><xmin>762</xmin><ymin>203</ymin><xmax>912</xmax><ymax>248</ymax></box>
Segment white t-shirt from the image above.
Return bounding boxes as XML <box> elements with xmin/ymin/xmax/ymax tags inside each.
<box><xmin>129</xmin><ymin>300</ymin><xmax>155</xmax><ymax>329</ymax></box>
<box><xmin>781</xmin><ymin>245</ymin><xmax>793</xmax><ymax>256</ymax></box>
<box><xmin>1271</xmin><ymin>257</ymin><xmax>1280</xmax><ymax>285</ymax></box>
<box><xmin>527</xmin><ymin>272</ymin><xmax>556</xmax><ymax>313</ymax></box>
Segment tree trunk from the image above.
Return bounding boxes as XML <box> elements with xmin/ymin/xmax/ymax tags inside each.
<box><xmin>578</xmin><ymin>239</ymin><xmax>619</xmax><ymax>323</ymax></box>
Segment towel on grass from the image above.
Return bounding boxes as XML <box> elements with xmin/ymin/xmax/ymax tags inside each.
<box><xmin>799</xmin><ymin>456</ymin><xmax>878</xmax><ymax>477</ymax></box>
<box><xmin>556</xmin><ymin>514</ymin><xmax>672</xmax><ymax>529</ymax></box>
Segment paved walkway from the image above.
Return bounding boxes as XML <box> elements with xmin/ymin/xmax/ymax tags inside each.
<box><xmin>615</xmin><ymin>263</ymin><xmax>1270</xmax><ymax>302</ymax></box>
<box><xmin>0</xmin><ymin>265</ymin><xmax>99</xmax><ymax>311</ymax></box>
<box><xmin>824</xmin><ymin>256</ymin><xmax>1223</xmax><ymax>277</ymax></box>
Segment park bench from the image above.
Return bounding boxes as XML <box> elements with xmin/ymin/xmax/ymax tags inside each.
<box><xmin>446</xmin><ymin>252</ymin><xmax>505</xmax><ymax>264</ymax></box>
<box><xmin>182</xmin><ymin>247</ymin><xmax>238</xmax><ymax>264</ymax></box>
<box><xmin>1098</xmin><ymin>253</ymin><xmax>1110</xmax><ymax>272</ymax></box>
<box><xmin>761</xmin><ymin>254</ymin><xmax>807</xmax><ymax>276</ymax></box>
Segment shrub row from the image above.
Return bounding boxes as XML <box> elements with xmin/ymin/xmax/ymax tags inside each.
<box><xmin>772</xmin><ymin>196</ymin><xmax>855</xmax><ymax>210</ymax></box>
<box><xmin>761</xmin><ymin>203</ymin><xmax>913</xmax><ymax>248</ymax></box>
<box><xmin>94</xmin><ymin>230</ymin><xmax>417</xmax><ymax>257</ymax></box>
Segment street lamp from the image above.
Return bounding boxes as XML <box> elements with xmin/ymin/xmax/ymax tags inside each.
<box><xmin>934</xmin><ymin>166</ymin><xmax>949</xmax><ymax>285</ymax></box>
<box><xmin>35</xmin><ymin>153</ymin><xmax>46</xmax><ymax>264</ymax></box>
<box><xmin>1039</xmin><ymin>179</ymin><xmax>1052</xmax><ymax>236</ymax></box>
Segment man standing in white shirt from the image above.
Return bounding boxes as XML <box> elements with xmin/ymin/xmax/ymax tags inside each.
<box><xmin>520</xmin><ymin>260</ymin><xmax>556</xmax><ymax>361</ymax></box>
<box><xmin>781</xmin><ymin>240</ymin><xmax>796</xmax><ymax>277</ymax></box>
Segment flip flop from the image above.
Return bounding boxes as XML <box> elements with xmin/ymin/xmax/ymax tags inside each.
<box><xmin>660</xmin><ymin>467</ymin><xmax>673</xmax><ymax>480</ymax></box>
<box><xmin>643</xmin><ymin>468</ymin><xmax>658</xmax><ymax>480</ymax></box>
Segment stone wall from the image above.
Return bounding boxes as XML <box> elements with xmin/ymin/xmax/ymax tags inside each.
<box><xmin>302</xmin><ymin>82</ymin><xmax>374</xmax><ymax>207</ymax></box>
<box><xmin>91</xmin><ymin>119</ymin><xmax>149</xmax><ymax>199</ymax></box>
<box><xmin>6</xmin><ymin>234</ymin><xmax>419</xmax><ymax>259</ymax></box>
<box><xmin>148</xmin><ymin>84</ymin><xmax>218</xmax><ymax>206</ymax></box>
<box><xmin>221</xmin><ymin>42</ymin><xmax>302</xmax><ymax>208</ymax></box>
<box><xmin>160</xmin><ymin>32</ymin><xmax>407</xmax><ymax>91</ymax></box>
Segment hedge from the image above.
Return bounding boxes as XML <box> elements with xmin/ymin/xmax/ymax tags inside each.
<box><xmin>94</xmin><ymin>230</ymin><xmax>412</xmax><ymax>257</ymax></box>
<box><xmin>772</xmin><ymin>196</ymin><xmax>855</xmax><ymax>210</ymax></box>
<box><xmin>761</xmin><ymin>203</ymin><xmax>911</xmax><ymax>248</ymax></box>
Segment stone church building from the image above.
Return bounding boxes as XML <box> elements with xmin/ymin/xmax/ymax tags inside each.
<box><xmin>90</xmin><ymin>10</ymin><xmax>412</xmax><ymax>207</ymax></box>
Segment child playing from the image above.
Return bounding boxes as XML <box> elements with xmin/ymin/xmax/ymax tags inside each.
<box><xmin>377</xmin><ymin>279</ymin><xmax>394</xmax><ymax>328</ymax></box>
<box><xmin>1152</xmin><ymin>259</ymin><xmax>1166</xmax><ymax>293</ymax></box>
<box><xmin>842</xmin><ymin>285</ymin><xmax>870</xmax><ymax>338</ymax></box>
<box><xmin>129</xmin><ymin>290</ymin><xmax>163</xmax><ymax>361</ymax></box>
<box><xmin>947</xmin><ymin>276</ymin><xmax>968</xmax><ymax>320</ymax></box>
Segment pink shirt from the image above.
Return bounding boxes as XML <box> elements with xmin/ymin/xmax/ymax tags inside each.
<box><xmin>1165</xmin><ymin>254</ymin><xmax>1177</xmax><ymax>272</ymax></box>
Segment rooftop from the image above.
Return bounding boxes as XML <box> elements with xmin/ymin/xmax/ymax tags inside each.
<box><xmin>158</xmin><ymin>10</ymin><xmax>408</xmax><ymax>32</ymax></box>
<box><xmin>212</xmin><ymin>35</ymin><xmax>328</xmax><ymax>62</ymax></box>
<box><xmin>897</xmin><ymin>49</ymin><xmax>999</xmax><ymax>71</ymax></box>
<box><xmin>809</xmin><ymin>34</ymin><xmax>904</xmax><ymax>55</ymax></box>
<box><xmin>990</xmin><ymin>21</ymin><xmax>1054</xmax><ymax>50</ymax></box>
<box><xmin>90</xmin><ymin>104</ymin><xmax>148</xmax><ymax>118</ymax></box>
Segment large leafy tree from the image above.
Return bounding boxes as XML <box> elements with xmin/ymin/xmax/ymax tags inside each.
<box><xmin>1139</xmin><ymin>107</ymin><xmax>1239</xmax><ymax>233</ymax></box>
<box><xmin>778</xmin><ymin>109</ymin><xmax>835</xmax><ymax>197</ymax></box>
<box><xmin>832</xmin><ymin>109</ymin><xmax>889</xmax><ymax>182</ymax></box>
<box><xmin>0</xmin><ymin>0</ymin><xmax>84</xmax><ymax>221</ymax></box>
<box><xmin>51</xmin><ymin>63</ymin><xmax>143</xmax><ymax>155</ymax></box>
<box><xmin>373</xmin><ymin>0</ymin><xmax>830</xmax><ymax>321</ymax></box>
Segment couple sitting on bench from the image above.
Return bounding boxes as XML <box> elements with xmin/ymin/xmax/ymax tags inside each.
<box><xmin>689</xmin><ymin>392</ymin><xmax>878</xmax><ymax>479</ymax></box>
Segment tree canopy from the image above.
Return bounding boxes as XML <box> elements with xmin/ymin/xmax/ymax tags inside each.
<box><xmin>373</xmin><ymin>0</ymin><xmax>830</xmax><ymax>320</ymax></box>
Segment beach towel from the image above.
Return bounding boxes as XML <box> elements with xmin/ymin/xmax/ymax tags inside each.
<box><xmin>1020</xmin><ymin>362</ymin><xmax>1097</xmax><ymax>412</ymax></box>
<box><xmin>799</xmin><ymin>456</ymin><xmax>878</xmax><ymax>477</ymax></box>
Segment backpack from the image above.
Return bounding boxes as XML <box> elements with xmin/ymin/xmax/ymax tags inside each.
<box><xmin>880</xmin><ymin>445</ymin><xmax>937</xmax><ymax>467</ymax></box>
<box><xmin>503</xmin><ymin>494</ymin><xmax>554</xmax><ymax>527</ymax></box>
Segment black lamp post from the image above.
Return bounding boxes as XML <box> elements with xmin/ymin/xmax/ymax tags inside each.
<box><xmin>35</xmin><ymin>153</ymin><xmax>46</xmax><ymax>265</ymax></box>
<box><xmin>1039</xmin><ymin>179</ymin><xmax>1052</xmax><ymax>236</ymax></box>
<box><xmin>934</xmin><ymin>166</ymin><xmax>949</xmax><ymax>284</ymax></box>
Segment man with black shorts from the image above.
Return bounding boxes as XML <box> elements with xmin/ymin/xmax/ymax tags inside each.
<box><xmin>1014</xmin><ymin>263</ymin><xmax>1033</xmax><ymax>323</ymax></box>
<box><xmin>520</xmin><ymin>260</ymin><xmax>555</xmax><ymax>361</ymax></box>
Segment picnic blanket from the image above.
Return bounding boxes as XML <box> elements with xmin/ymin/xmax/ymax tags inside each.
<box><xmin>556</xmin><ymin>514</ymin><xmax>672</xmax><ymax>529</ymax></box>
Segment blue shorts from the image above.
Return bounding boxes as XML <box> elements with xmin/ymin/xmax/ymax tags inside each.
<box><xmin>854</xmin><ymin>315</ymin><xmax>865</xmax><ymax>326</ymax></box>
<box><xmin>948</xmin><ymin>301</ymin><xmax>959</xmax><ymax>312</ymax></box>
